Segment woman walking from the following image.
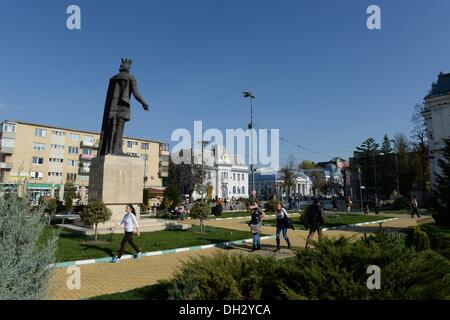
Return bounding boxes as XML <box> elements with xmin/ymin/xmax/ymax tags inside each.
<box><xmin>274</xmin><ymin>202</ymin><xmax>291</xmax><ymax>251</ymax></box>
<box><xmin>304</xmin><ymin>198</ymin><xmax>324</xmax><ymax>249</ymax></box>
<box><xmin>110</xmin><ymin>204</ymin><xmax>142</xmax><ymax>263</ymax></box>
<box><xmin>248</xmin><ymin>201</ymin><xmax>265</xmax><ymax>252</ymax></box>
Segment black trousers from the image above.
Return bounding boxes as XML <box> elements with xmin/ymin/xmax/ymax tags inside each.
<box><xmin>118</xmin><ymin>232</ymin><xmax>140</xmax><ymax>258</ymax></box>
<box><xmin>411</xmin><ymin>207</ymin><xmax>420</xmax><ymax>218</ymax></box>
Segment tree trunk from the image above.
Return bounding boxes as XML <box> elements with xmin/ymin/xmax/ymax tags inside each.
<box><xmin>94</xmin><ymin>223</ymin><xmax>98</xmax><ymax>242</ymax></box>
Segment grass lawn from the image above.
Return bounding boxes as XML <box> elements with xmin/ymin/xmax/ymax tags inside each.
<box><xmin>43</xmin><ymin>225</ymin><xmax>253</xmax><ymax>262</ymax></box>
<box><xmin>263</xmin><ymin>214</ymin><xmax>395</xmax><ymax>230</ymax></box>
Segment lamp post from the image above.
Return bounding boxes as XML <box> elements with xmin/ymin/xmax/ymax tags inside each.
<box><xmin>390</xmin><ymin>139</ymin><xmax>400</xmax><ymax>194</ymax></box>
<box><xmin>243</xmin><ymin>91</ymin><xmax>256</xmax><ymax>197</ymax></box>
<box><xmin>358</xmin><ymin>167</ymin><xmax>363</xmax><ymax>211</ymax></box>
<box><xmin>199</xmin><ymin>140</ymin><xmax>209</xmax><ymax>202</ymax></box>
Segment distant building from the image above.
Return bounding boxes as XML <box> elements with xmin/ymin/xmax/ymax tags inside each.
<box><xmin>422</xmin><ymin>72</ymin><xmax>450</xmax><ymax>189</ymax></box>
<box><xmin>0</xmin><ymin>119</ymin><xmax>169</xmax><ymax>204</ymax></box>
<box><xmin>177</xmin><ymin>144</ymin><xmax>249</xmax><ymax>201</ymax></box>
<box><xmin>303</xmin><ymin>164</ymin><xmax>344</xmax><ymax>197</ymax></box>
<box><xmin>254</xmin><ymin>171</ymin><xmax>313</xmax><ymax>200</ymax></box>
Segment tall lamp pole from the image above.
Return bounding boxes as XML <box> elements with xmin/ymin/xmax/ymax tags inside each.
<box><xmin>199</xmin><ymin>140</ymin><xmax>209</xmax><ymax>202</ymax></box>
<box><xmin>243</xmin><ymin>91</ymin><xmax>256</xmax><ymax>197</ymax></box>
<box><xmin>358</xmin><ymin>167</ymin><xmax>363</xmax><ymax>211</ymax></box>
<box><xmin>390</xmin><ymin>139</ymin><xmax>400</xmax><ymax>194</ymax></box>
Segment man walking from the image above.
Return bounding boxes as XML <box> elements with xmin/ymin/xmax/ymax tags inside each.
<box><xmin>410</xmin><ymin>196</ymin><xmax>421</xmax><ymax>218</ymax></box>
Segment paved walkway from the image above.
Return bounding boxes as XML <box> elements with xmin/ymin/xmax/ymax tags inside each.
<box><xmin>46</xmin><ymin>215</ymin><xmax>429</xmax><ymax>300</ymax></box>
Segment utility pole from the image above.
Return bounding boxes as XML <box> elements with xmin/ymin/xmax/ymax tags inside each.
<box><xmin>243</xmin><ymin>91</ymin><xmax>256</xmax><ymax>197</ymax></box>
<box><xmin>358</xmin><ymin>167</ymin><xmax>363</xmax><ymax>211</ymax></box>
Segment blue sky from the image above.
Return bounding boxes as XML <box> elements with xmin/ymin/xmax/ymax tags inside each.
<box><xmin>1</xmin><ymin>0</ymin><xmax>449</xmax><ymax>165</ymax></box>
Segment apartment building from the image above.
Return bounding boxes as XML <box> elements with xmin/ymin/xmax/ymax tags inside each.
<box><xmin>0</xmin><ymin>120</ymin><xmax>169</xmax><ymax>203</ymax></box>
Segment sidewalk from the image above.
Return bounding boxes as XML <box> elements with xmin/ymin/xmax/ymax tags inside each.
<box><xmin>46</xmin><ymin>216</ymin><xmax>428</xmax><ymax>300</ymax></box>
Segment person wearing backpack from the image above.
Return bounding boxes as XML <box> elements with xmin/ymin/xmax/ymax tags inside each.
<box><xmin>304</xmin><ymin>198</ymin><xmax>324</xmax><ymax>249</ymax></box>
<box><xmin>248</xmin><ymin>201</ymin><xmax>265</xmax><ymax>252</ymax></box>
<box><xmin>274</xmin><ymin>202</ymin><xmax>292</xmax><ymax>251</ymax></box>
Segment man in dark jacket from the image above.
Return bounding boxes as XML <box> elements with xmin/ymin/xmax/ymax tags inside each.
<box><xmin>304</xmin><ymin>198</ymin><xmax>324</xmax><ymax>249</ymax></box>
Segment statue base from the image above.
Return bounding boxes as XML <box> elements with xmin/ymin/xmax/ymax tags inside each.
<box><xmin>87</xmin><ymin>154</ymin><xmax>144</xmax><ymax>227</ymax></box>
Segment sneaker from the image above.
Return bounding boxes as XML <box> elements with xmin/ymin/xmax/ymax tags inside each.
<box><xmin>111</xmin><ymin>256</ymin><xmax>119</xmax><ymax>263</ymax></box>
<box><xmin>134</xmin><ymin>252</ymin><xmax>142</xmax><ymax>259</ymax></box>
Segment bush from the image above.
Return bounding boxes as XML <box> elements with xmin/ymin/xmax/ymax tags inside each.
<box><xmin>211</xmin><ymin>204</ymin><xmax>223</xmax><ymax>217</ymax></box>
<box><xmin>190</xmin><ymin>202</ymin><xmax>211</xmax><ymax>220</ymax></box>
<box><xmin>405</xmin><ymin>226</ymin><xmax>431</xmax><ymax>251</ymax></box>
<box><xmin>392</xmin><ymin>196</ymin><xmax>411</xmax><ymax>210</ymax></box>
<box><xmin>264</xmin><ymin>198</ymin><xmax>278</xmax><ymax>213</ymax></box>
<box><xmin>161</xmin><ymin>232</ymin><xmax>450</xmax><ymax>300</ymax></box>
<box><xmin>80</xmin><ymin>201</ymin><xmax>112</xmax><ymax>241</ymax></box>
<box><xmin>0</xmin><ymin>194</ymin><xmax>58</xmax><ymax>299</ymax></box>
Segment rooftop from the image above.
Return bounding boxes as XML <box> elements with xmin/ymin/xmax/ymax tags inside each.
<box><xmin>426</xmin><ymin>72</ymin><xmax>450</xmax><ymax>98</ymax></box>
<box><xmin>1</xmin><ymin>119</ymin><xmax>166</xmax><ymax>145</ymax></box>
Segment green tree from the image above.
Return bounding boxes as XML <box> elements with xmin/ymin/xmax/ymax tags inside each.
<box><xmin>279</xmin><ymin>155</ymin><xmax>298</xmax><ymax>199</ymax></box>
<box><xmin>80</xmin><ymin>201</ymin><xmax>113</xmax><ymax>241</ymax></box>
<box><xmin>299</xmin><ymin>160</ymin><xmax>319</xmax><ymax>170</ymax></box>
<box><xmin>394</xmin><ymin>133</ymin><xmax>414</xmax><ymax>196</ymax></box>
<box><xmin>64</xmin><ymin>181</ymin><xmax>77</xmax><ymax>212</ymax></box>
<box><xmin>379</xmin><ymin>134</ymin><xmax>395</xmax><ymax>198</ymax></box>
<box><xmin>354</xmin><ymin>137</ymin><xmax>380</xmax><ymax>200</ymax></box>
<box><xmin>433</xmin><ymin>137</ymin><xmax>450</xmax><ymax>226</ymax></box>
<box><xmin>0</xmin><ymin>195</ymin><xmax>58</xmax><ymax>299</ymax></box>
<box><xmin>190</xmin><ymin>202</ymin><xmax>211</xmax><ymax>233</ymax></box>
<box><xmin>410</xmin><ymin>103</ymin><xmax>430</xmax><ymax>192</ymax></box>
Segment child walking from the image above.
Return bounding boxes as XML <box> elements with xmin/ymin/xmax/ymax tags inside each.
<box><xmin>110</xmin><ymin>204</ymin><xmax>142</xmax><ymax>263</ymax></box>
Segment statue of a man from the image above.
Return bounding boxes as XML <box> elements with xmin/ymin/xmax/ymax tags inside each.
<box><xmin>98</xmin><ymin>58</ymin><xmax>149</xmax><ymax>156</ymax></box>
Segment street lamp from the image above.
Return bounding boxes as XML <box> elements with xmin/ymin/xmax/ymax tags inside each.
<box><xmin>390</xmin><ymin>139</ymin><xmax>400</xmax><ymax>194</ymax></box>
<box><xmin>199</xmin><ymin>140</ymin><xmax>210</xmax><ymax>202</ymax></box>
<box><xmin>243</xmin><ymin>91</ymin><xmax>256</xmax><ymax>197</ymax></box>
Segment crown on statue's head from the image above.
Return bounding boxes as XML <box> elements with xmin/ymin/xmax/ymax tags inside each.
<box><xmin>119</xmin><ymin>58</ymin><xmax>133</xmax><ymax>72</ymax></box>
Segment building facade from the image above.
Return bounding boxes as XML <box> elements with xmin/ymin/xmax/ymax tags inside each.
<box><xmin>422</xmin><ymin>72</ymin><xmax>450</xmax><ymax>189</ymax></box>
<box><xmin>0</xmin><ymin>120</ymin><xmax>169</xmax><ymax>204</ymax></box>
<box><xmin>254</xmin><ymin>171</ymin><xmax>313</xmax><ymax>200</ymax></box>
<box><xmin>178</xmin><ymin>145</ymin><xmax>250</xmax><ymax>201</ymax></box>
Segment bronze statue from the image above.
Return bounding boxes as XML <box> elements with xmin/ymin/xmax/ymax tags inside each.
<box><xmin>98</xmin><ymin>58</ymin><xmax>149</xmax><ymax>156</ymax></box>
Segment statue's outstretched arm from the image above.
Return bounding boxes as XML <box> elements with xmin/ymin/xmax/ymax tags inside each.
<box><xmin>131</xmin><ymin>78</ymin><xmax>149</xmax><ymax>110</ymax></box>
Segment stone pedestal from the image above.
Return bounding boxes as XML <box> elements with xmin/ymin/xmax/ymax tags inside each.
<box><xmin>88</xmin><ymin>154</ymin><xmax>144</xmax><ymax>227</ymax></box>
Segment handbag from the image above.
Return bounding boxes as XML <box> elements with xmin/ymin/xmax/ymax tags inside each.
<box><xmin>250</xmin><ymin>222</ymin><xmax>262</xmax><ymax>234</ymax></box>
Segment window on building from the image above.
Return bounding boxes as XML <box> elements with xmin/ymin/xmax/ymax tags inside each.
<box><xmin>68</xmin><ymin>133</ymin><xmax>80</xmax><ymax>141</ymax></box>
<box><xmin>32</xmin><ymin>142</ymin><xmax>45</xmax><ymax>151</ymax></box>
<box><xmin>51</xmin><ymin>144</ymin><xmax>64</xmax><ymax>149</ymax></box>
<box><xmin>242</xmin><ymin>174</ymin><xmax>245</xmax><ymax>181</ymax></box>
<box><xmin>67</xmin><ymin>173</ymin><xmax>77</xmax><ymax>181</ymax></box>
<box><xmin>34</xmin><ymin>128</ymin><xmax>46</xmax><ymax>137</ymax></box>
<box><xmin>30</xmin><ymin>171</ymin><xmax>43</xmax><ymax>179</ymax></box>
<box><xmin>51</xmin><ymin>130</ymin><xmax>65</xmax><ymax>136</ymax></box>
<box><xmin>127</xmin><ymin>141</ymin><xmax>138</xmax><ymax>148</ymax></box>
<box><xmin>82</xmin><ymin>148</ymin><xmax>92</xmax><ymax>155</ymax></box>
<box><xmin>83</xmin><ymin>135</ymin><xmax>94</xmax><ymax>144</ymax></box>
<box><xmin>48</xmin><ymin>172</ymin><xmax>63</xmax><ymax>177</ymax></box>
<box><xmin>141</xmin><ymin>154</ymin><xmax>148</xmax><ymax>161</ymax></box>
<box><xmin>237</xmin><ymin>187</ymin><xmax>241</xmax><ymax>194</ymax></box>
<box><xmin>4</xmin><ymin>123</ymin><xmax>16</xmax><ymax>132</ymax></box>
<box><xmin>160</xmin><ymin>143</ymin><xmax>169</xmax><ymax>151</ymax></box>
<box><xmin>233</xmin><ymin>186</ymin><xmax>236</xmax><ymax>194</ymax></box>
<box><xmin>32</xmin><ymin>157</ymin><xmax>44</xmax><ymax>165</ymax></box>
<box><xmin>68</xmin><ymin>160</ymin><xmax>78</xmax><ymax>167</ymax></box>
<box><xmin>49</xmin><ymin>158</ymin><xmax>64</xmax><ymax>163</ymax></box>
<box><xmin>242</xmin><ymin>186</ymin><xmax>245</xmax><ymax>194</ymax></box>
<box><xmin>237</xmin><ymin>174</ymin><xmax>240</xmax><ymax>181</ymax></box>
<box><xmin>68</xmin><ymin>146</ymin><xmax>79</xmax><ymax>154</ymax></box>
<box><xmin>141</xmin><ymin>142</ymin><xmax>149</xmax><ymax>150</ymax></box>
<box><xmin>127</xmin><ymin>152</ymin><xmax>138</xmax><ymax>157</ymax></box>
<box><xmin>233</xmin><ymin>173</ymin><xmax>236</xmax><ymax>180</ymax></box>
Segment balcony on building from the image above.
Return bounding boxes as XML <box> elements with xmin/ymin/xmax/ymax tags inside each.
<box><xmin>0</xmin><ymin>146</ymin><xmax>14</xmax><ymax>154</ymax></box>
<box><xmin>79</xmin><ymin>166</ymin><xmax>90</xmax><ymax>175</ymax></box>
<box><xmin>0</xmin><ymin>162</ymin><xmax>12</xmax><ymax>170</ymax></box>
<box><xmin>80</xmin><ymin>140</ymin><xmax>99</xmax><ymax>149</ymax></box>
<box><xmin>159</xmin><ymin>143</ymin><xmax>170</xmax><ymax>156</ymax></box>
<box><xmin>80</xmin><ymin>154</ymin><xmax>95</xmax><ymax>160</ymax></box>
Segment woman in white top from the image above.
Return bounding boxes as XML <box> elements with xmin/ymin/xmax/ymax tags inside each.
<box><xmin>275</xmin><ymin>202</ymin><xmax>291</xmax><ymax>251</ymax></box>
<box><xmin>110</xmin><ymin>204</ymin><xmax>141</xmax><ymax>263</ymax></box>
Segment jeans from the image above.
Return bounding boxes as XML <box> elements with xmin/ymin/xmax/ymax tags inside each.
<box><xmin>276</xmin><ymin>225</ymin><xmax>289</xmax><ymax>241</ymax></box>
<box><xmin>252</xmin><ymin>233</ymin><xmax>261</xmax><ymax>247</ymax></box>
